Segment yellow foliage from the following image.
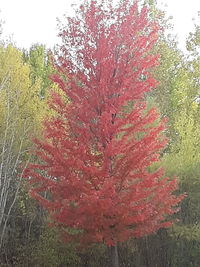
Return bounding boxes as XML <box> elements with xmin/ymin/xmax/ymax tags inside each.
<box><xmin>0</xmin><ymin>45</ymin><xmax>49</xmax><ymax>141</ymax></box>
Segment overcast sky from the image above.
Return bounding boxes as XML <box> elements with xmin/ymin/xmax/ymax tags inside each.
<box><xmin>0</xmin><ymin>0</ymin><xmax>200</xmax><ymax>51</ymax></box>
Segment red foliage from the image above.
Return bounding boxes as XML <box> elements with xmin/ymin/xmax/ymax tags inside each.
<box><xmin>24</xmin><ymin>0</ymin><xmax>183</xmax><ymax>246</ymax></box>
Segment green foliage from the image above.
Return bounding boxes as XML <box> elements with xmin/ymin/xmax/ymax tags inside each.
<box><xmin>23</xmin><ymin>44</ymin><xmax>54</xmax><ymax>97</ymax></box>
<box><xmin>30</xmin><ymin>227</ymin><xmax>80</xmax><ymax>267</ymax></box>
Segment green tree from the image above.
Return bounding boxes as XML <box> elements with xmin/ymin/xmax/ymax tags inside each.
<box><xmin>23</xmin><ymin>44</ymin><xmax>54</xmax><ymax>97</ymax></box>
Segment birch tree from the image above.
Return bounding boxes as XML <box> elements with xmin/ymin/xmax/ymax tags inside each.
<box><xmin>0</xmin><ymin>45</ymin><xmax>47</xmax><ymax>252</ymax></box>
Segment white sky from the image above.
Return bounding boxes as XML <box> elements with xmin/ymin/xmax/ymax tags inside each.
<box><xmin>0</xmin><ymin>0</ymin><xmax>200</xmax><ymax>51</ymax></box>
<box><xmin>0</xmin><ymin>0</ymin><xmax>81</xmax><ymax>48</ymax></box>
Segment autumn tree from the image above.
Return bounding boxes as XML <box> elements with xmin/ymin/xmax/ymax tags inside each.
<box><xmin>0</xmin><ymin>44</ymin><xmax>48</xmax><ymax>263</ymax></box>
<box><xmin>24</xmin><ymin>1</ymin><xmax>183</xmax><ymax>266</ymax></box>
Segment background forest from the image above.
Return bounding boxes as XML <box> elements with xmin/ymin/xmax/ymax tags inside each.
<box><xmin>0</xmin><ymin>0</ymin><xmax>200</xmax><ymax>266</ymax></box>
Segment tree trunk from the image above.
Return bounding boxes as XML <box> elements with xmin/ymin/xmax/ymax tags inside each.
<box><xmin>110</xmin><ymin>244</ymin><xmax>119</xmax><ymax>267</ymax></box>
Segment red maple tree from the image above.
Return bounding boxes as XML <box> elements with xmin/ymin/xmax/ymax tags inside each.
<box><xmin>24</xmin><ymin>0</ymin><xmax>183</xmax><ymax>264</ymax></box>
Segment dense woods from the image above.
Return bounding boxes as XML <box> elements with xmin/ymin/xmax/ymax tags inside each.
<box><xmin>1</xmin><ymin>0</ymin><xmax>200</xmax><ymax>266</ymax></box>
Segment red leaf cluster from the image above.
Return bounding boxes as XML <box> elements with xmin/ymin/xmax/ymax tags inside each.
<box><xmin>24</xmin><ymin>0</ymin><xmax>183</xmax><ymax>246</ymax></box>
